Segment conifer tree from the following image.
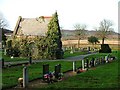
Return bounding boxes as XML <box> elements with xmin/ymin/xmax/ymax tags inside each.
<box><xmin>47</xmin><ymin>11</ymin><xmax>63</xmax><ymax>59</ymax></box>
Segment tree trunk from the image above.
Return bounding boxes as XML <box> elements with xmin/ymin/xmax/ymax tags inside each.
<box><xmin>102</xmin><ymin>38</ymin><xmax>105</xmax><ymax>44</ymax></box>
<box><xmin>78</xmin><ymin>38</ymin><xmax>80</xmax><ymax>48</ymax></box>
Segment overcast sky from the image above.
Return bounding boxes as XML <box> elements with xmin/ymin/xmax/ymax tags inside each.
<box><xmin>0</xmin><ymin>0</ymin><xmax>119</xmax><ymax>32</ymax></box>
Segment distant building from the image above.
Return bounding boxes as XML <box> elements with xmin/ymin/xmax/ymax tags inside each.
<box><xmin>12</xmin><ymin>13</ymin><xmax>63</xmax><ymax>59</ymax></box>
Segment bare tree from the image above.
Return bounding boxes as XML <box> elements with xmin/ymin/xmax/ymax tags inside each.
<box><xmin>0</xmin><ymin>12</ymin><xmax>8</xmax><ymax>48</ymax></box>
<box><xmin>0</xmin><ymin>12</ymin><xmax>8</xmax><ymax>29</ymax></box>
<box><xmin>96</xmin><ymin>19</ymin><xmax>113</xmax><ymax>44</ymax></box>
<box><xmin>74</xmin><ymin>24</ymin><xmax>86</xmax><ymax>48</ymax></box>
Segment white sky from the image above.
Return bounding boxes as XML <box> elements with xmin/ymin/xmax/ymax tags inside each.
<box><xmin>0</xmin><ymin>0</ymin><xmax>119</xmax><ymax>32</ymax></box>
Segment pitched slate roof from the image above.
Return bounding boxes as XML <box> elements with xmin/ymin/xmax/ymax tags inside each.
<box><xmin>13</xmin><ymin>16</ymin><xmax>52</xmax><ymax>36</ymax></box>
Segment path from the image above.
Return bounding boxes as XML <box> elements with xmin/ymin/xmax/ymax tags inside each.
<box><xmin>4</xmin><ymin>52</ymin><xmax>97</xmax><ymax>66</ymax></box>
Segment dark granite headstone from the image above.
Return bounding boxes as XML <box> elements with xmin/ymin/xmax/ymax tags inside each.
<box><xmin>91</xmin><ymin>58</ymin><xmax>95</xmax><ymax>67</ymax></box>
<box><xmin>86</xmin><ymin>59</ymin><xmax>89</xmax><ymax>68</ymax></box>
<box><xmin>55</xmin><ymin>64</ymin><xmax>61</xmax><ymax>79</ymax></box>
<box><xmin>43</xmin><ymin>64</ymin><xmax>49</xmax><ymax>76</ymax></box>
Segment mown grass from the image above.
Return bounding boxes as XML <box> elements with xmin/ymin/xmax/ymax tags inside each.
<box><xmin>2</xmin><ymin>60</ymin><xmax>82</xmax><ymax>89</ymax></box>
<box><xmin>2</xmin><ymin>50</ymin><xmax>119</xmax><ymax>89</ymax></box>
<box><xmin>64</xmin><ymin>50</ymin><xmax>88</xmax><ymax>58</ymax></box>
<box><xmin>44</xmin><ymin>60</ymin><xmax>118</xmax><ymax>89</ymax></box>
<box><xmin>42</xmin><ymin>51</ymin><xmax>119</xmax><ymax>89</ymax></box>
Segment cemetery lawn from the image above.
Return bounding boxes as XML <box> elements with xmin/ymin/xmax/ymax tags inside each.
<box><xmin>43</xmin><ymin>51</ymin><xmax>119</xmax><ymax>89</ymax></box>
<box><xmin>2</xmin><ymin>61</ymin><xmax>82</xmax><ymax>89</ymax></box>
<box><xmin>64</xmin><ymin>50</ymin><xmax>88</xmax><ymax>58</ymax></box>
<box><xmin>44</xmin><ymin>59</ymin><xmax>119</xmax><ymax>89</ymax></box>
<box><xmin>2</xmin><ymin>50</ymin><xmax>119</xmax><ymax>89</ymax></box>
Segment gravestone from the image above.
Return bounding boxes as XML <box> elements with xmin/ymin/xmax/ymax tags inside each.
<box><xmin>99</xmin><ymin>58</ymin><xmax>102</xmax><ymax>64</ymax></box>
<box><xmin>70</xmin><ymin>47</ymin><xmax>73</xmax><ymax>54</ymax></box>
<box><xmin>88</xmin><ymin>47</ymin><xmax>90</xmax><ymax>51</ymax></box>
<box><xmin>86</xmin><ymin>59</ymin><xmax>89</xmax><ymax>68</ymax></box>
<box><xmin>105</xmin><ymin>55</ymin><xmax>109</xmax><ymax>63</ymax></box>
<box><xmin>94</xmin><ymin>58</ymin><xmax>97</xmax><ymax>65</ymax></box>
<box><xmin>101</xmin><ymin>57</ymin><xmax>105</xmax><ymax>64</ymax></box>
<box><xmin>82</xmin><ymin>60</ymin><xmax>85</xmax><ymax>70</ymax></box>
<box><xmin>55</xmin><ymin>64</ymin><xmax>61</xmax><ymax>79</ymax></box>
<box><xmin>91</xmin><ymin>58</ymin><xmax>95</xmax><ymax>67</ymax></box>
<box><xmin>43</xmin><ymin>64</ymin><xmax>49</xmax><ymax>76</ymax></box>
<box><xmin>73</xmin><ymin>61</ymin><xmax>76</xmax><ymax>72</ymax></box>
<box><xmin>23</xmin><ymin>67</ymin><xmax>28</xmax><ymax>88</ymax></box>
<box><xmin>94</xmin><ymin>59</ymin><xmax>96</xmax><ymax>67</ymax></box>
<box><xmin>96</xmin><ymin>58</ymin><xmax>100</xmax><ymax>65</ymax></box>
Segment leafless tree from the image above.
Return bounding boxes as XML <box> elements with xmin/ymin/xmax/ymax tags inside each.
<box><xmin>74</xmin><ymin>24</ymin><xmax>86</xmax><ymax>48</ymax></box>
<box><xmin>96</xmin><ymin>19</ymin><xmax>113</xmax><ymax>44</ymax></box>
<box><xmin>0</xmin><ymin>12</ymin><xmax>8</xmax><ymax>29</ymax></box>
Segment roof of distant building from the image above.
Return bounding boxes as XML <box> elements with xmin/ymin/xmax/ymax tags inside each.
<box><xmin>13</xmin><ymin>16</ymin><xmax>52</xmax><ymax>36</ymax></box>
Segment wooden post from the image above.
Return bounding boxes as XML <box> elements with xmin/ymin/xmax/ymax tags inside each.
<box><xmin>2</xmin><ymin>58</ymin><xmax>4</xmax><ymax>68</ymax></box>
<box><xmin>23</xmin><ymin>67</ymin><xmax>28</xmax><ymax>88</ymax></box>
<box><xmin>29</xmin><ymin>56</ymin><xmax>32</xmax><ymax>64</ymax></box>
<box><xmin>73</xmin><ymin>61</ymin><xmax>76</xmax><ymax>72</ymax></box>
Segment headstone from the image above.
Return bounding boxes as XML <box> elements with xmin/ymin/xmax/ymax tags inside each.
<box><xmin>99</xmin><ymin>58</ymin><xmax>102</xmax><ymax>64</ymax></box>
<box><xmin>55</xmin><ymin>64</ymin><xmax>61</xmax><ymax>79</ymax></box>
<box><xmin>98</xmin><ymin>58</ymin><xmax>100</xmax><ymax>64</ymax></box>
<box><xmin>94</xmin><ymin>58</ymin><xmax>97</xmax><ymax>65</ymax></box>
<box><xmin>105</xmin><ymin>55</ymin><xmax>109</xmax><ymax>63</ymax></box>
<box><xmin>43</xmin><ymin>64</ymin><xmax>49</xmax><ymax>75</ymax></box>
<box><xmin>101</xmin><ymin>57</ymin><xmax>105</xmax><ymax>64</ymax></box>
<box><xmin>96</xmin><ymin>58</ymin><xmax>100</xmax><ymax>65</ymax></box>
<box><xmin>23</xmin><ymin>67</ymin><xmax>28</xmax><ymax>88</ymax></box>
<box><xmin>82</xmin><ymin>60</ymin><xmax>85</xmax><ymax>70</ymax></box>
<box><xmin>86</xmin><ymin>59</ymin><xmax>89</xmax><ymax>68</ymax></box>
<box><xmin>94</xmin><ymin>59</ymin><xmax>96</xmax><ymax>67</ymax></box>
<box><xmin>70</xmin><ymin>47</ymin><xmax>73</xmax><ymax>54</ymax></box>
<box><xmin>73</xmin><ymin>61</ymin><xmax>76</xmax><ymax>72</ymax></box>
<box><xmin>91</xmin><ymin>58</ymin><xmax>95</xmax><ymax>67</ymax></box>
<box><xmin>70</xmin><ymin>50</ymin><xmax>73</xmax><ymax>54</ymax></box>
<box><xmin>88</xmin><ymin>47</ymin><xmax>90</xmax><ymax>51</ymax></box>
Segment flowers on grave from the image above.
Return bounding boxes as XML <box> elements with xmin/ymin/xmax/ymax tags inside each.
<box><xmin>77</xmin><ymin>69</ymin><xmax>87</xmax><ymax>73</ymax></box>
<box><xmin>57</xmin><ymin>73</ymin><xmax>64</xmax><ymax>80</ymax></box>
<box><xmin>44</xmin><ymin>72</ymin><xmax>54</xmax><ymax>79</ymax></box>
<box><xmin>43</xmin><ymin>72</ymin><xmax>64</xmax><ymax>82</ymax></box>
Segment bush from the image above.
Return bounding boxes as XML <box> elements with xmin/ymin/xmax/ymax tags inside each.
<box><xmin>6</xmin><ymin>47</ymin><xmax>20</xmax><ymax>57</ymax></box>
<box><xmin>99</xmin><ymin>44</ymin><xmax>111</xmax><ymax>53</ymax></box>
